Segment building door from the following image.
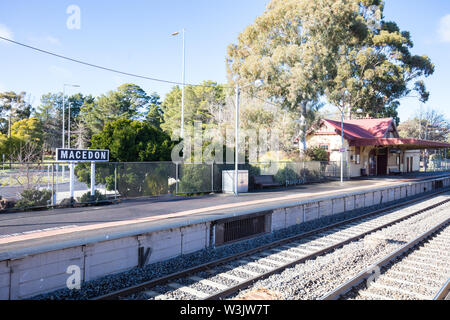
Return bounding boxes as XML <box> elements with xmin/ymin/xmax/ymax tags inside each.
<box><xmin>407</xmin><ymin>157</ymin><xmax>410</xmax><ymax>173</ymax></box>
<box><xmin>377</xmin><ymin>149</ymin><xmax>388</xmax><ymax>176</ymax></box>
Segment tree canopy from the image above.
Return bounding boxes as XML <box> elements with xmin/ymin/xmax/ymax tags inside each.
<box><xmin>227</xmin><ymin>0</ymin><xmax>434</xmax><ymax>129</ymax></box>
<box><xmin>161</xmin><ymin>81</ymin><xmax>226</xmax><ymax>136</ymax></box>
<box><xmin>90</xmin><ymin>118</ymin><xmax>175</xmax><ymax>162</ymax></box>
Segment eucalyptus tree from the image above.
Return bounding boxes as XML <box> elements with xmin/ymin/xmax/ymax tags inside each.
<box><xmin>0</xmin><ymin>91</ymin><xmax>33</xmax><ymax>135</ymax></box>
<box><xmin>227</xmin><ymin>0</ymin><xmax>434</xmax><ymax>149</ymax></box>
<box><xmin>227</xmin><ymin>0</ymin><xmax>370</xmax><ymax>150</ymax></box>
<box><xmin>325</xmin><ymin>5</ymin><xmax>435</xmax><ymax>122</ymax></box>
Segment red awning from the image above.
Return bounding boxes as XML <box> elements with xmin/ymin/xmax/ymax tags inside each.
<box><xmin>349</xmin><ymin>138</ymin><xmax>450</xmax><ymax>149</ymax></box>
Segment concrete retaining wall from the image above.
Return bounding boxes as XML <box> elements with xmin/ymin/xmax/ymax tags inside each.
<box><xmin>1</xmin><ymin>176</ymin><xmax>450</xmax><ymax>300</ymax></box>
<box><xmin>0</xmin><ymin>222</ymin><xmax>210</xmax><ymax>300</ymax></box>
<box><xmin>270</xmin><ymin>176</ymin><xmax>450</xmax><ymax>233</ymax></box>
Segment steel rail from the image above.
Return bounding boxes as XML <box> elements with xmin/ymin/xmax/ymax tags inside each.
<box><xmin>94</xmin><ymin>189</ymin><xmax>450</xmax><ymax>300</ymax></box>
<box><xmin>433</xmin><ymin>279</ymin><xmax>450</xmax><ymax>301</ymax></box>
<box><xmin>320</xmin><ymin>219</ymin><xmax>450</xmax><ymax>300</ymax></box>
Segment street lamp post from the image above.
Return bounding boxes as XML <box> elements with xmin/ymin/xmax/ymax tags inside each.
<box><xmin>234</xmin><ymin>80</ymin><xmax>263</xmax><ymax>196</ymax></box>
<box><xmin>62</xmin><ymin>84</ymin><xmax>80</xmax><ymax>200</ymax></box>
<box><xmin>62</xmin><ymin>84</ymin><xmax>80</xmax><ymax>149</ymax></box>
<box><xmin>172</xmin><ymin>29</ymin><xmax>186</xmax><ymax>140</ymax></box>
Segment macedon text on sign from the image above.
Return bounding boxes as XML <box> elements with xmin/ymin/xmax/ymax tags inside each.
<box><xmin>56</xmin><ymin>149</ymin><xmax>110</xmax><ymax>162</ymax></box>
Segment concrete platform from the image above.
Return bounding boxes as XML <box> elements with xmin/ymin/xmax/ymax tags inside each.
<box><xmin>0</xmin><ymin>172</ymin><xmax>449</xmax><ymax>299</ymax></box>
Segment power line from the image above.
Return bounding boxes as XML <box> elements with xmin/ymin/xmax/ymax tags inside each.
<box><xmin>0</xmin><ymin>36</ymin><xmax>283</xmax><ymax>108</ymax></box>
<box><xmin>0</xmin><ymin>36</ymin><xmax>222</xmax><ymax>88</ymax></box>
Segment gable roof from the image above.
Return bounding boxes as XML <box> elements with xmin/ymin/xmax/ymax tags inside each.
<box><xmin>307</xmin><ymin>118</ymin><xmax>450</xmax><ymax>150</ymax></box>
<box><xmin>319</xmin><ymin>118</ymin><xmax>394</xmax><ymax>139</ymax></box>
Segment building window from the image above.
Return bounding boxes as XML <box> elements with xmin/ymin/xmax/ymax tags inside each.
<box><xmin>319</xmin><ymin>145</ymin><xmax>330</xmax><ymax>161</ymax></box>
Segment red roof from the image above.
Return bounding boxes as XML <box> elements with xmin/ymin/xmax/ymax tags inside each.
<box><xmin>309</xmin><ymin>118</ymin><xmax>450</xmax><ymax>149</ymax></box>
<box><xmin>350</xmin><ymin>138</ymin><xmax>450</xmax><ymax>149</ymax></box>
<box><xmin>322</xmin><ymin>118</ymin><xmax>393</xmax><ymax>139</ymax></box>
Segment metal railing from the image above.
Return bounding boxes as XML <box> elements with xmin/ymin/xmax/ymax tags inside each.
<box><xmin>0</xmin><ymin>161</ymin><xmax>350</xmax><ymax>212</ymax></box>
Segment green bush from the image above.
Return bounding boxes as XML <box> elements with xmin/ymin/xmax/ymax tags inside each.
<box><xmin>78</xmin><ymin>190</ymin><xmax>107</xmax><ymax>204</ymax></box>
<box><xmin>304</xmin><ymin>147</ymin><xmax>329</xmax><ymax>162</ymax></box>
<box><xmin>179</xmin><ymin>164</ymin><xmax>211</xmax><ymax>195</ymax></box>
<box><xmin>274</xmin><ymin>166</ymin><xmax>300</xmax><ymax>186</ymax></box>
<box><xmin>15</xmin><ymin>189</ymin><xmax>52</xmax><ymax>209</ymax></box>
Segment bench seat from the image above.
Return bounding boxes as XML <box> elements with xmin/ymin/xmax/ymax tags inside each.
<box><xmin>253</xmin><ymin>175</ymin><xmax>280</xmax><ymax>189</ymax></box>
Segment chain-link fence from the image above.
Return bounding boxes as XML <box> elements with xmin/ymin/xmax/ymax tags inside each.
<box><xmin>0</xmin><ymin>161</ymin><xmax>349</xmax><ymax>212</ymax></box>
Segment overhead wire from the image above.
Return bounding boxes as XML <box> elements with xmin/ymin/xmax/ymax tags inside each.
<box><xmin>0</xmin><ymin>36</ymin><xmax>283</xmax><ymax>108</ymax></box>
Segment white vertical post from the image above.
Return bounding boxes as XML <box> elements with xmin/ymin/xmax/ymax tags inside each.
<box><xmin>235</xmin><ymin>84</ymin><xmax>240</xmax><ymax>196</ymax></box>
<box><xmin>62</xmin><ymin>87</ymin><xmax>66</xmax><ymax>180</ymax></box>
<box><xmin>47</xmin><ymin>164</ymin><xmax>50</xmax><ymax>189</ymax></box>
<box><xmin>69</xmin><ymin>162</ymin><xmax>75</xmax><ymax>203</ymax></box>
<box><xmin>181</xmin><ymin>28</ymin><xmax>185</xmax><ymax>140</ymax></box>
<box><xmin>62</xmin><ymin>87</ymin><xmax>66</xmax><ymax>149</ymax></box>
<box><xmin>52</xmin><ymin>163</ymin><xmax>56</xmax><ymax>206</ymax></box>
<box><xmin>68</xmin><ymin>102</ymin><xmax>71</xmax><ymax>149</ymax></box>
<box><xmin>91</xmin><ymin>162</ymin><xmax>95</xmax><ymax>197</ymax></box>
<box><xmin>341</xmin><ymin>111</ymin><xmax>344</xmax><ymax>183</ymax></box>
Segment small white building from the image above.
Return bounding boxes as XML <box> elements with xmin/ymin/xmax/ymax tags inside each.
<box><xmin>306</xmin><ymin>118</ymin><xmax>450</xmax><ymax>178</ymax></box>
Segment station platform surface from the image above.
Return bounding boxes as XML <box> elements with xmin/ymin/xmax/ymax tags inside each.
<box><xmin>1</xmin><ymin>171</ymin><xmax>449</xmax><ymax>258</ymax></box>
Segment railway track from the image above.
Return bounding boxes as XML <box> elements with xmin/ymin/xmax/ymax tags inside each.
<box><xmin>95</xmin><ymin>191</ymin><xmax>450</xmax><ymax>301</ymax></box>
<box><xmin>321</xmin><ymin>219</ymin><xmax>450</xmax><ymax>300</ymax></box>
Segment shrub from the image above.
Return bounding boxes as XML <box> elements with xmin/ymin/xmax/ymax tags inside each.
<box><xmin>15</xmin><ymin>189</ymin><xmax>52</xmax><ymax>209</ymax></box>
<box><xmin>78</xmin><ymin>190</ymin><xmax>107</xmax><ymax>204</ymax></box>
<box><xmin>274</xmin><ymin>166</ymin><xmax>300</xmax><ymax>186</ymax></box>
<box><xmin>179</xmin><ymin>164</ymin><xmax>212</xmax><ymax>195</ymax></box>
<box><xmin>304</xmin><ymin>147</ymin><xmax>329</xmax><ymax>162</ymax></box>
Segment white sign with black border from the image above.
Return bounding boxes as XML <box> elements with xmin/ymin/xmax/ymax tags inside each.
<box><xmin>56</xmin><ymin>149</ymin><xmax>110</xmax><ymax>162</ymax></box>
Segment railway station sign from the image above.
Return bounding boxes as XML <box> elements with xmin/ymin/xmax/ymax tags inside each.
<box><xmin>56</xmin><ymin>148</ymin><xmax>110</xmax><ymax>162</ymax></box>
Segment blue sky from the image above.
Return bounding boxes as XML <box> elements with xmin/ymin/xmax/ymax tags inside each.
<box><xmin>0</xmin><ymin>0</ymin><xmax>449</xmax><ymax>122</ymax></box>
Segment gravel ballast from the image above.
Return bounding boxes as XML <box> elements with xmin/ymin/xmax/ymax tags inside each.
<box><xmin>30</xmin><ymin>190</ymin><xmax>450</xmax><ymax>300</ymax></box>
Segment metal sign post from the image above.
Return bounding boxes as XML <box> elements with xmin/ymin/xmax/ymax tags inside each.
<box><xmin>69</xmin><ymin>162</ymin><xmax>75</xmax><ymax>203</ymax></box>
<box><xmin>91</xmin><ymin>162</ymin><xmax>95</xmax><ymax>199</ymax></box>
<box><xmin>56</xmin><ymin>149</ymin><xmax>110</xmax><ymax>205</ymax></box>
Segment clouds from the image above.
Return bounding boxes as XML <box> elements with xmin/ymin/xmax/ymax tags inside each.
<box><xmin>0</xmin><ymin>24</ymin><xmax>14</xmax><ymax>42</ymax></box>
<box><xmin>438</xmin><ymin>14</ymin><xmax>450</xmax><ymax>43</ymax></box>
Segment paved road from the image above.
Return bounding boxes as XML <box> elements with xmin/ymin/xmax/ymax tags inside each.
<box><xmin>0</xmin><ymin>174</ymin><xmax>112</xmax><ymax>202</ymax></box>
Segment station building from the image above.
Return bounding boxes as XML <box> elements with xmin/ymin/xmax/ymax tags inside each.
<box><xmin>306</xmin><ymin>118</ymin><xmax>450</xmax><ymax>178</ymax></box>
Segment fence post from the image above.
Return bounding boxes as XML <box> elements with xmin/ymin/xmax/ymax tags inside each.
<box><xmin>302</xmin><ymin>162</ymin><xmax>306</xmax><ymax>184</ymax></box>
<box><xmin>90</xmin><ymin>162</ymin><xmax>95</xmax><ymax>201</ymax></box>
<box><xmin>52</xmin><ymin>163</ymin><xmax>56</xmax><ymax>206</ymax></box>
<box><xmin>211</xmin><ymin>162</ymin><xmax>214</xmax><ymax>193</ymax></box>
<box><xmin>176</xmin><ymin>163</ymin><xmax>179</xmax><ymax>195</ymax></box>
<box><xmin>115</xmin><ymin>163</ymin><xmax>118</xmax><ymax>200</ymax></box>
<box><xmin>69</xmin><ymin>162</ymin><xmax>75</xmax><ymax>206</ymax></box>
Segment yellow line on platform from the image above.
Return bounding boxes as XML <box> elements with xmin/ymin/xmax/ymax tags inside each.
<box><xmin>0</xmin><ymin>180</ymin><xmax>398</xmax><ymax>245</ymax></box>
